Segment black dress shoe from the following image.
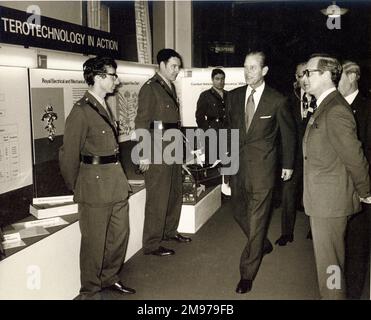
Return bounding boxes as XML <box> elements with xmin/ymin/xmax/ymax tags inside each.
<box><xmin>274</xmin><ymin>234</ymin><xmax>294</xmax><ymax>246</ymax></box>
<box><xmin>236</xmin><ymin>279</ymin><xmax>253</xmax><ymax>294</ymax></box>
<box><xmin>144</xmin><ymin>246</ymin><xmax>175</xmax><ymax>256</ymax></box>
<box><xmin>164</xmin><ymin>233</ymin><xmax>192</xmax><ymax>243</ymax></box>
<box><xmin>108</xmin><ymin>281</ymin><xmax>136</xmax><ymax>294</ymax></box>
<box><xmin>263</xmin><ymin>239</ymin><xmax>273</xmax><ymax>255</ymax></box>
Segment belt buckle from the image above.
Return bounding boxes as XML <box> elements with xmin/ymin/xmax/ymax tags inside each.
<box><xmin>92</xmin><ymin>156</ymin><xmax>100</xmax><ymax>165</ymax></box>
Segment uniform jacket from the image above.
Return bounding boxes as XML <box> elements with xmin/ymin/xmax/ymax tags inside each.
<box><xmin>135</xmin><ymin>73</ymin><xmax>182</xmax><ymax>163</ymax></box>
<box><xmin>227</xmin><ymin>84</ymin><xmax>296</xmax><ymax>190</ymax></box>
<box><xmin>136</xmin><ymin>73</ymin><xmax>180</xmax><ymax>129</ymax></box>
<box><xmin>196</xmin><ymin>88</ymin><xmax>228</xmax><ymax>130</ymax></box>
<box><xmin>59</xmin><ymin>91</ymin><xmax>130</xmax><ymax>206</ymax></box>
<box><xmin>303</xmin><ymin>90</ymin><xmax>370</xmax><ymax>218</ymax></box>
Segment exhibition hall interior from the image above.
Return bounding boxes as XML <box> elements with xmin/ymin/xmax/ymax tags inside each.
<box><xmin>0</xmin><ymin>0</ymin><xmax>370</xmax><ymax>300</ymax></box>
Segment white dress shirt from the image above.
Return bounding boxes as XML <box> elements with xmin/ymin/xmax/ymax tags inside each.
<box><xmin>344</xmin><ymin>89</ymin><xmax>359</xmax><ymax>105</ymax></box>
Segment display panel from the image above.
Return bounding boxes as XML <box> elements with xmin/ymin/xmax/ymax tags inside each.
<box><xmin>0</xmin><ymin>66</ymin><xmax>32</xmax><ymax>194</ymax></box>
<box><xmin>29</xmin><ymin>68</ymin><xmax>88</xmax><ymax>199</ymax></box>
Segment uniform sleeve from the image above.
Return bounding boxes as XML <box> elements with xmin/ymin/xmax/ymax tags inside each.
<box><xmin>136</xmin><ymin>84</ymin><xmax>154</xmax><ymax>130</ymax></box>
<box><xmin>59</xmin><ymin>106</ymin><xmax>88</xmax><ymax>191</ymax></box>
<box><xmin>277</xmin><ymin>97</ymin><xmax>296</xmax><ymax>169</ymax></box>
<box><xmin>327</xmin><ymin>105</ymin><xmax>370</xmax><ymax>197</ymax></box>
<box><xmin>195</xmin><ymin>92</ymin><xmax>208</xmax><ymax>129</ymax></box>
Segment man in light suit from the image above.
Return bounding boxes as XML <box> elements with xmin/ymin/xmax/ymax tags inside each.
<box><xmin>302</xmin><ymin>54</ymin><xmax>371</xmax><ymax>299</ymax></box>
<box><xmin>60</xmin><ymin>56</ymin><xmax>135</xmax><ymax>298</ymax></box>
<box><xmin>338</xmin><ymin>60</ymin><xmax>371</xmax><ymax>299</ymax></box>
<box><xmin>227</xmin><ymin>51</ymin><xmax>296</xmax><ymax>294</ymax></box>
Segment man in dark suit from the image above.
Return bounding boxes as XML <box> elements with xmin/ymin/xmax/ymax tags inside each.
<box><xmin>59</xmin><ymin>56</ymin><xmax>135</xmax><ymax>298</ymax></box>
<box><xmin>338</xmin><ymin>60</ymin><xmax>371</xmax><ymax>299</ymax></box>
<box><xmin>275</xmin><ymin>62</ymin><xmax>316</xmax><ymax>246</ymax></box>
<box><xmin>135</xmin><ymin>49</ymin><xmax>191</xmax><ymax>257</ymax></box>
<box><xmin>302</xmin><ymin>55</ymin><xmax>371</xmax><ymax>299</ymax></box>
<box><xmin>226</xmin><ymin>51</ymin><xmax>296</xmax><ymax>294</ymax></box>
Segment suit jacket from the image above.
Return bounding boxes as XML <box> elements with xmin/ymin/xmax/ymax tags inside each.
<box><xmin>350</xmin><ymin>93</ymin><xmax>371</xmax><ymax>167</ymax></box>
<box><xmin>303</xmin><ymin>90</ymin><xmax>370</xmax><ymax>218</ymax></box>
<box><xmin>196</xmin><ymin>88</ymin><xmax>228</xmax><ymax>130</ymax></box>
<box><xmin>59</xmin><ymin>91</ymin><xmax>130</xmax><ymax>206</ymax></box>
<box><xmin>227</xmin><ymin>84</ymin><xmax>296</xmax><ymax>190</ymax></box>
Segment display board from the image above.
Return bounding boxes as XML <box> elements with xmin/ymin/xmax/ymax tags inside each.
<box><xmin>0</xmin><ymin>66</ymin><xmax>32</xmax><ymax>195</ymax></box>
<box><xmin>29</xmin><ymin>68</ymin><xmax>88</xmax><ymax>199</ymax></box>
<box><xmin>175</xmin><ymin>68</ymin><xmax>245</xmax><ymax>127</ymax></box>
<box><xmin>107</xmin><ymin>71</ymin><xmax>155</xmax><ymax>142</ymax></box>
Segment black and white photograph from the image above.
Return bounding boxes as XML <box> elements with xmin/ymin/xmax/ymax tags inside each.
<box><xmin>0</xmin><ymin>0</ymin><xmax>370</xmax><ymax>308</ymax></box>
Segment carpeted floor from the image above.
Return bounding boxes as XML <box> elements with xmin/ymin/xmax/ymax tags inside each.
<box><xmin>97</xmin><ymin>199</ymin><xmax>323</xmax><ymax>300</ymax></box>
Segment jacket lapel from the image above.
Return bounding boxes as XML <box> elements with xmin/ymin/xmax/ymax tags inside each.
<box><xmin>85</xmin><ymin>91</ymin><xmax>117</xmax><ymax>134</ymax></box>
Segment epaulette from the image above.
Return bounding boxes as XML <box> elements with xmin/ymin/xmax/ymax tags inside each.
<box><xmin>145</xmin><ymin>79</ymin><xmax>152</xmax><ymax>85</ymax></box>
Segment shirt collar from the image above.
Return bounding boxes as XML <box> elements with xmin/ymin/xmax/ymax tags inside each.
<box><xmin>247</xmin><ymin>81</ymin><xmax>265</xmax><ymax>95</ymax></box>
<box><xmin>88</xmin><ymin>89</ymin><xmax>106</xmax><ymax>108</ymax></box>
<box><xmin>316</xmin><ymin>87</ymin><xmax>337</xmax><ymax>108</ymax></box>
<box><xmin>157</xmin><ymin>72</ymin><xmax>172</xmax><ymax>89</ymax></box>
<box><xmin>344</xmin><ymin>89</ymin><xmax>359</xmax><ymax>105</ymax></box>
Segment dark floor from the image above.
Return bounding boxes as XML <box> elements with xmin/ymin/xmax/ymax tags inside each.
<box><xmin>95</xmin><ymin>199</ymin><xmax>326</xmax><ymax>300</ymax></box>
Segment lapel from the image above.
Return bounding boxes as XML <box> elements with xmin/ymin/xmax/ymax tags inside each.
<box><xmin>154</xmin><ymin>73</ymin><xmax>179</xmax><ymax>107</ymax></box>
<box><xmin>304</xmin><ymin>90</ymin><xmax>338</xmax><ymax>142</ymax></box>
<box><xmin>246</xmin><ymin>85</ymin><xmax>271</xmax><ymax>137</ymax></box>
<box><xmin>236</xmin><ymin>85</ymin><xmax>248</xmax><ymax>134</ymax></box>
<box><xmin>84</xmin><ymin>91</ymin><xmax>118</xmax><ymax>135</ymax></box>
<box><xmin>210</xmin><ymin>88</ymin><xmax>225</xmax><ymax>103</ymax></box>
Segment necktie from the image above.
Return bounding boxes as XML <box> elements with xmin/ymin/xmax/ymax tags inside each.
<box><xmin>245</xmin><ymin>88</ymin><xmax>256</xmax><ymax>132</ymax></box>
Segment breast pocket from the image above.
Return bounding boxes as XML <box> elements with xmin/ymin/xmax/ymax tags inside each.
<box><xmin>87</xmin><ymin>125</ymin><xmax>116</xmax><ymax>153</ymax></box>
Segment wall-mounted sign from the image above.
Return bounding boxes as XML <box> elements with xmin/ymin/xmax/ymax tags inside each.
<box><xmin>0</xmin><ymin>6</ymin><xmax>120</xmax><ymax>57</ymax></box>
<box><xmin>209</xmin><ymin>42</ymin><xmax>235</xmax><ymax>54</ymax></box>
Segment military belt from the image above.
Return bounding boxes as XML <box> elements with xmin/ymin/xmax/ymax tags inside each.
<box><xmin>81</xmin><ymin>154</ymin><xmax>119</xmax><ymax>165</ymax></box>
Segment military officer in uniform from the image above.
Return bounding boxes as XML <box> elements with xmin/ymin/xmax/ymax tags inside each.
<box><xmin>196</xmin><ymin>68</ymin><xmax>228</xmax><ymax>131</ymax></box>
<box><xmin>135</xmin><ymin>48</ymin><xmax>191</xmax><ymax>257</ymax></box>
<box><xmin>59</xmin><ymin>56</ymin><xmax>135</xmax><ymax>298</ymax></box>
<box><xmin>195</xmin><ymin>69</ymin><xmax>228</xmax><ymax>164</ymax></box>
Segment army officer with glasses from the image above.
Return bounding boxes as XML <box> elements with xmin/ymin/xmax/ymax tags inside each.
<box><xmin>59</xmin><ymin>56</ymin><xmax>135</xmax><ymax>299</ymax></box>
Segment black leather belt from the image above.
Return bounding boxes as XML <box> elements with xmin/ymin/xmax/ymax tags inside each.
<box><xmin>150</xmin><ymin>121</ymin><xmax>180</xmax><ymax>130</ymax></box>
<box><xmin>81</xmin><ymin>154</ymin><xmax>119</xmax><ymax>165</ymax></box>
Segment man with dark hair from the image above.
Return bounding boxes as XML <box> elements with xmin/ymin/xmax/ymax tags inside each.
<box><xmin>59</xmin><ymin>56</ymin><xmax>135</xmax><ymax>298</ymax></box>
<box><xmin>338</xmin><ymin>60</ymin><xmax>371</xmax><ymax>299</ymax></box>
<box><xmin>196</xmin><ymin>68</ymin><xmax>228</xmax><ymax>164</ymax></box>
<box><xmin>303</xmin><ymin>55</ymin><xmax>371</xmax><ymax>299</ymax></box>
<box><xmin>227</xmin><ymin>51</ymin><xmax>296</xmax><ymax>294</ymax></box>
<box><xmin>135</xmin><ymin>48</ymin><xmax>191</xmax><ymax>257</ymax></box>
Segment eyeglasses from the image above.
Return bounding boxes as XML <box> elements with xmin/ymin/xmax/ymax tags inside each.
<box><xmin>101</xmin><ymin>72</ymin><xmax>118</xmax><ymax>80</ymax></box>
<box><xmin>303</xmin><ymin>69</ymin><xmax>322</xmax><ymax>77</ymax></box>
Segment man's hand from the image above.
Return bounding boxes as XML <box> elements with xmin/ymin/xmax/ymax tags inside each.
<box><xmin>138</xmin><ymin>159</ymin><xmax>150</xmax><ymax>172</ymax></box>
<box><xmin>281</xmin><ymin>168</ymin><xmax>293</xmax><ymax>181</ymax></box>
<box><xmin>360</xmin><ymin>196</ymin><xmax>371</xmax><ymax>204</ymax></box>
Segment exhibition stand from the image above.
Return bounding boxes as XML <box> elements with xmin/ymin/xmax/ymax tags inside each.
<box><xmin>0</xmin><ymin>183</ymin><xmax>220</xmax><ymax>299</ymax></box>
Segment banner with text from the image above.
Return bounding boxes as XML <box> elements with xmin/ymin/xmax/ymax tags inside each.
<box><xmin>0</xmin><ymin>6</ymin><xmax>120</xmax><ymax>57</ymax></box>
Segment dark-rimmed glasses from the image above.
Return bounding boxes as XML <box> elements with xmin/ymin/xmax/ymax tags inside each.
<box><xmin>102</xmin><ymin>72</ymin><xmax>118</xmax><ymax>80</ymax></box>
<box><xmin>303</xmin><ymin>69</ymin><xmax>322</xmax><ymax>77</ymax></box>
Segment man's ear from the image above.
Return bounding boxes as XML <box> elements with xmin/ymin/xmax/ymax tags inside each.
<box><xmin>262</xmin><ymin>66</ymin><xmax>269</xmax><ymax>76</ymax></box>
<box><xmin>348</xmin><ymin>72</ymin><xmax>357</xmax><ymax>83</ymax></box>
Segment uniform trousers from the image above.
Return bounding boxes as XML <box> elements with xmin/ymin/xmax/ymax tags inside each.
<box><xmin>78</xmin><ymin>200</ymin><xmax>129</xmax><ymax>294</ymax></box>
<box><xmin>143</xmin><ymin>163</ymin><xmax>182</xmax><ymax>253</ymax></box>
